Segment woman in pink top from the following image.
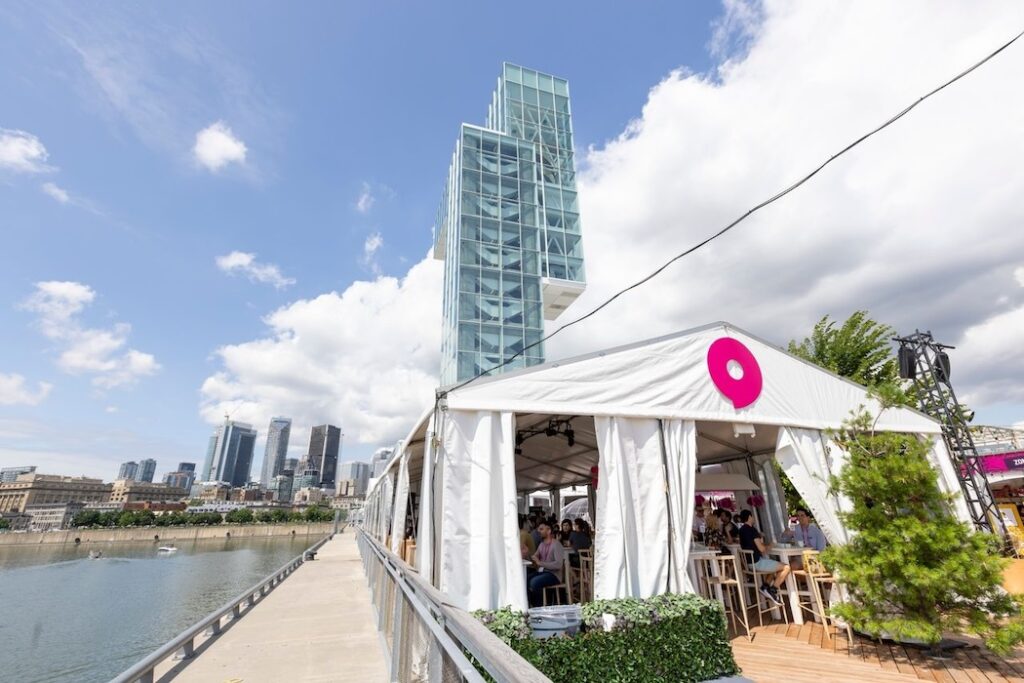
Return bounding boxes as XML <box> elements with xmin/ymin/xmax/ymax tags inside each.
<box><xmin>527</xmin><ymin>521</ymin><xmax>566</xmax><ymax>606</ymax></box>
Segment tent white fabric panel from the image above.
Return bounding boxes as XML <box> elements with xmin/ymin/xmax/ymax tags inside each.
<box><xmin>663</xmin><ymin>419</ymin><xmax>697</xmax><ymax>593</ymax></box>
<box><xmin>444</xmin><ymin>324</ymin><xmax>940</xmax><ymax>435</ymax></box>
<box><xmin>390</xmin><ymin>448</ymin><xmax>410</xmax><ymax>554</ymax></box>
<box><xmin>776</xmin><ymin>428</ymin><xmax>849</xmax><ymax>545</ymax></box>
<box><xmin>438</xmin><ymin>410</ymin><xmax>527</xmax><ymax>611</ymax></box>
<box><xmin>593</xmin><ymin>416</ymin><xmax>672</xmax><ymax>599</ymax></box>
<box><xmin>416</xmin><ymin>423</ymin><xmax>439</xmax><ymax>582</ymax></box>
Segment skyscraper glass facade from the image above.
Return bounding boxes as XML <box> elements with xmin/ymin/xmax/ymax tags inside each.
<box><xmin>436</xmin><ymin>64</ymin><xmax>585</xmax><ymax>385</ymax></box>
<box><xmin>260</xmin><ymin>417</ymin><xmax>292</xmax><ymax>488</ymax></box>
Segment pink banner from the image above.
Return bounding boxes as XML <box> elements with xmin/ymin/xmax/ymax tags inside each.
<box><xmin>979</xmin><ymin>451</ymin><xmax>1024</xmax><ymax>473</ymax></box>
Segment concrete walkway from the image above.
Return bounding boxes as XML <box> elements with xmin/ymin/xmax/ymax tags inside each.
<box><xmin>166</xmin><ymin>533</ymin><xmax>386</xmax><ymax>682</ymax></box>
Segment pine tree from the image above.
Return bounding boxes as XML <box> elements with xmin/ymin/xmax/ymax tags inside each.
<box><xmin>789</xmin><ymin>311</ymin><xmax>903</xmax><ymax>392</ymax></box>
<box><xmin>823</xmin><ymin>409</ymin><xmax>1024</xmax><ymax>654</ymax></box>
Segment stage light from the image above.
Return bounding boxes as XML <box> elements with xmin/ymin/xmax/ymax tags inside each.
<box><xmin>545</xmin><ymin>422</ymin><xmax>557</xmax><ymax>437</ymax></box>
<box><xmin>566</xmin><ymin>428</ymin><xmax>575</xmax><ymax>447</ymax></box>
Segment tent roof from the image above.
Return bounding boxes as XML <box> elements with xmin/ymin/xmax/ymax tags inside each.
<box><xmin>371</xmin><ymin>322</ymin><xmax>942</xmax><ymax>491</ymax></box>
<box><xmin>441</xmin><ymin>321</ymin><xmax>940</xmax><ymax>434</ymax></box>
<box><xmin>695</xmin><ymin>472</ymin><xmax>760</xmax><ymax>491</ymax></box>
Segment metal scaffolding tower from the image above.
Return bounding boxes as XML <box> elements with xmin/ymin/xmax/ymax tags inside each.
<box><xmin>894</xmin><ymin>331</ymin><xmax>1006</xmax><ymax>538</ymax></box>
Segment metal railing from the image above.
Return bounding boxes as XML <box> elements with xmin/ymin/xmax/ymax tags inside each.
<box><xmin>357</xmin><ymin>529</ymin><xmax>551</xmax><ymax>683</ymax></box>
<box><xmin>111</xmin><ymin>533</ymin><xmax>333</xmax><ymax>683</ymax></box>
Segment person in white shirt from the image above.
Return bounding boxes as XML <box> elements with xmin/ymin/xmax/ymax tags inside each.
<box><xmin>784</xmin><ymin>507</ymin><xmax>827</xmax><ymax>551</ymax></box>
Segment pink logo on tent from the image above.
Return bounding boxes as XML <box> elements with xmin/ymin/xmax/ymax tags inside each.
<box><xmin>707</xmin><ymin>338</ymin><xmax>763</xmax><ymax>409</ymax></box>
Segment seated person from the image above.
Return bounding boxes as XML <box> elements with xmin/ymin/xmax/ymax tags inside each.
<box><xmin>527</xmin><ymin>521</ymin><xmax>566</xmax><ymax>606</ymax></box>
<box><xmin>782</xmin><ymin>507</ymin><xmax>827</xmax><ymax>551</ymax></box>
<box><xmin>570</xmin><ymin>518</ymin><xmax>592</xmax><ymax>552</ymax></box>
<box><xmin>717</xmin><ymin>509</ymin><xmax>738</xmax><ymax>544</ymax></box>
<box><xmin>692</xmin><ymin>506</ymin><xmax>707</xmax><ymax>538</ymax></box>
<box><xmin>737</xmin><ymin>509</ymin><xmax>790</xmax><ymax>606</ymax></box>
<box><xmin>519</xmin><ymin>514</ymin><xmax>536</xmax><ymax>559</ymax></box>
<box><xmin>559</xmin><ymin>519</ymin><xmax>574</xmax><ymax>547</ymax></box>
<box><xmin>528</xmin><ymin>514</ymin><xmax>543</xmax><ymax>548</ymax></box>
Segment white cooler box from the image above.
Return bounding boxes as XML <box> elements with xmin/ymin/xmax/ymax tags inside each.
<box><xmin>528</xmin><ymin>605</ymin><xmax>582</xmax><ymax>639</ymax></box>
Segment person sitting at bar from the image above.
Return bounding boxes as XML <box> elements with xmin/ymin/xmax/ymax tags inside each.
<box><xmin>692</xmin><ymin>506</ymin><xmax>707</xmax><ymax>539</ymax></box>
<box><xmin>560</xmin><ymin>519</ymin><xmax>574</xmax><ymax>547</ymax></box>
<box><xmin>782</xmin><ymin>507</ymin><xmax>827</xmax><ymax>551</ymax></box>
<box><xmin>528</xmin><ymin>521</ymin><xmax>566</xmax><ymax>606</ymax></box>
<box><xmin>519</xmin><ymin>514</ymin><xmax>536</xmax><ymax>559</ymax></box>
<box><xmin>716</xmin><ymin>509</ymin><xmax>739</xmax><ymax>544</ymax></box>
<box><xmin>737</xmin><ymin>509</ymin><xmax>789</xmax><ymax>606</ymax></box>
<box><xmin>570</xmin><ymin>518</ymin><xmax>592</xmax><ymax>552</ymax></box>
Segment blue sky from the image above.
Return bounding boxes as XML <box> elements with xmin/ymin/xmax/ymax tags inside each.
<box><xmin>0</xmin><ymin>2</ymin><xmax>728</xmax><ymax>479</ymax></box>
<box><xmin>4</xmin><ymin>2</ymin><xmax>1024</xmax><ymax>483</ymax></box>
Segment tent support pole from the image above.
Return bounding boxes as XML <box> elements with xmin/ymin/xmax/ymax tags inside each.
<box><xmin>657</xmin><ymin>419</ymin><xmax>674</xmax><ymax>595</ymax></box>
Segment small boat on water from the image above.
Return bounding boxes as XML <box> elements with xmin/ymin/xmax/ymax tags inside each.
<box><xmin>157</xmin><ymin>545</ymin><xmax>177</xmax><ymax>553</ymax></box>
<box><xmin>89</xmin><ymin>550</ymin><xmax>102</xmax><ymax>559</ymax></box>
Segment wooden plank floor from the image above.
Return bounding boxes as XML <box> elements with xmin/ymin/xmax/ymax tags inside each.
<box><xmin>730</xmin><ymin>615</ymin><xmax>1024</xmax><ymax>683</ymax></box>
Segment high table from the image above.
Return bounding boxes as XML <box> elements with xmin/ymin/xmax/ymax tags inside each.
<box><xmin>765</xmin><ymin>545</ymin><xmax>811</xmax><ymax>624</ymax></box>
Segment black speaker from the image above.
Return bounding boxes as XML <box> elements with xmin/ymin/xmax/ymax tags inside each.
<box><xmin>935</xmin><ymin>351</ymin><xmax>951</xmax><ymax>383</ymax></box>
<box><xmin>898</xmin><ymin>346</ymin><xmax>916</xmax><ymax>380</ymax></box>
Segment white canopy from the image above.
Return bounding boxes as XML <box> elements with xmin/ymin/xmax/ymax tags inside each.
<box><xmin>365</xmin><ymin>322</ymin><xmax>969</xmax><ymax>612</ymax></box>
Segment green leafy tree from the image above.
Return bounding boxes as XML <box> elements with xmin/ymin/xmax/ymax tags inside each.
<box><xmin>116</xmin><ymin>511</ymin><xmax>137</xmax><ymax>527</ymax></box>
<box><xmin>72</xmin><ymin>510</ymin><xmax>101</xmax><ymax>528</ymax></box>
<box><xmin>0</xmin><ymin>518</ymin><xmax>10</xmax><ymax>531</ymax></box>
<box><xmin>270</xmin><ymin>508</ymin><xmax>289</xmax><ymax>523</ymax></box>
<box><xmin>225</xmin><ymin>508</ymin><xmax>255</xmax><ymax>524</ymax></box>
<box><xmin>788</xmin><ymin>310</ymin><xmax>907</xmax><ymax>394</ymax></box>
<box><xmin>255</xmin><ymin>510</ymin><xmax>274</xmax><ymax>523</ymax></box>
<box><xmin>97</xmin><ymin>511</ymin><xmax>119</xmax><ymax>527</ymax></box>
<box><xmin>823</xmin><ymin>408</ymin><xmax>1024</xmax><ymax>654</ymax></box>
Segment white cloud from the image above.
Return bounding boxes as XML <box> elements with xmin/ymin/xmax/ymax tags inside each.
<box><xmin>199</xmin><ymin>255</ymin><xmax>442</xmax><ymax>448</ymax></box>
<box><xmin>361</xmin><ymin>232</ymin><xmax>385</xmax><ymax>275</ymax></box>
<box><xmin>199</xmin><ymin>1</ymin><xmax>1024</xmax><ymax>447</ymax></box>
<box><xmin>0</xmin><ymin>129</ymin><xmax>52</xmax><ymax>173</ymax></box>
<box><xmin>1015</xmin><ymin>267</ymin><xmax>1024</xmax><ymax>288</ymax></box>
<box><xmin>0</xmin><ymin>373</ymin><xmax>53</xmax><ymax>406</ymax></box>
<box><xmin>193</xmin><ymin>121</ymin><xmax>247</xmax><ymax>171</ymax></box>
<box><xmin>41</xmin><ymin>181</ymin><xmax>70</xmax><ymax>203</ymax></box>
<box><xmin>22</xmin><ymin>281</ymin><xmax>160</xmax><ymax>389</ymax></box>
<box><xmin>105</xmin><ymin>405</ymin><xmax>118</xmax><ymax>413</ymax></box>
<box><xmin>216</xmin><ymin>251</ymin><xmax>296</xmax><ymax>289</ymax></box>
<box><xmin>356</xmin><ymin>182</ymin><xmax>375</xmax><ymax>213</ymax></box>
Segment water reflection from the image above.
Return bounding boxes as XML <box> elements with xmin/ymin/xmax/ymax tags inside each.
<box><xmin>0</xmin><ymin>535</ymin><xmax>319</xmax><ymax>683</ymax></box>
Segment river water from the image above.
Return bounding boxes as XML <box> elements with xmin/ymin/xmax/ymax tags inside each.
<box><xmin>0</xmin><ymin>535</ymin><xmax>318</xmax><ymax>683</ymax></box>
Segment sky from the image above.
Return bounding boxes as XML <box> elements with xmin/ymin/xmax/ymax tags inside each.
<box><xmin>2</xmin><ymin>1</ymin><xmax>1023</xmax><ymax>482</ymax></box>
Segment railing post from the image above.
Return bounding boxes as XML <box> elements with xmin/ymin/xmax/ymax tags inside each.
<box><xmin>232</xmin><ymin>603</ymin><xmax>241</xmax><ymax>620</ymax></box>
<box><xmin>390</xmin><ymin>584</ymin><xmax>405</xmax><ymax>681</ymax></box>
<box><xmin>206</xmin><ymin>617</ymin><xmax>221</xmax><ymax>636</ymax></box>
<box><xmin>139</xmin><ymin>669</ymin><xmax>154</xmax><ymax>683</ymax></box>
<box><xmin>174</xmin><ymin>637</ymin><xmax>194</xmax><ymax>660</ymax></box>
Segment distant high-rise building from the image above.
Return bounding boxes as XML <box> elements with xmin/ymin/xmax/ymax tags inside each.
<box><xmin>292</xmin><ymin>464</ymin><xmax>321</xmax><ymax>498</ymax></box>
<box><xmin>202</xmin><ymin>419</ymin><xmax>258</xmax><ymax>487</ymax></box>
<box><xmin>117</xmin><ymin>461</ymin><xmax>139</xmax><ymax>481</ymax></box>
<box><xmin>337</xmin><ymin>461</ymin><xmax>371</xmax><ymax>496</ymax></box>
<box><xmin>269</xmin><ymin>469</ymin><xmax>294</xmax><ymax>503</ymax></box>
<box><xmin>260</xmin><ymin>417</ymin><xmax>292</xmax><ymax>489</ymax></box>
<box><xmin>164</xmin><ymin>461</ymin><xmax>197</xmax><ymax>493</ymax></box>
<box><xmin>137</xmin><ymin>458</ymin><xmax>157</xmax><ymax>483</ymax></box>
<box><xmin>283</xmin><ymin>457</ymin><xmax>299</xmax><ymax>473</ymax></box>
<box><xmin>370</xmin><ymin>448</ymin><xmax>393</xmax><ymax>479</ymax></box>
<box><xmin>435</xmin><ymin>63</ymin><xmax>586</xmax><ymax>384</ymax></box>
<box><xmin>307</xmin><ymin>425</ymin><xmax>342</xmax><ymax>490</ymax></box>
<box><xmin>0</xmin><ymin>466</ymin><xmax>35</xmax><ymax>483</ymax></box>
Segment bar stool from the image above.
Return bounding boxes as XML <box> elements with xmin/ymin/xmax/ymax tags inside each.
<box><xmin>576</xmin><ymin>549</ymin><xmax>594</xmax><ymax>603</ymax></box>
<box><xmin>542</xmin><ymin>556</ymin><xmax>575</xmax><ymax>606</ymax></box>
<box><xmin>802</xmin><ymin>550</ymin><xmax>853</xmax><ymax>646</ymax></box>
<box><xmin>697</xmin><ymin>553</ymin><xmax>751</xmax><ymax>640</ymax></box>
<box><xmin>739</xmin><ymin>549</ymin><xmax>789</xmax><ymax>627</ymax></box>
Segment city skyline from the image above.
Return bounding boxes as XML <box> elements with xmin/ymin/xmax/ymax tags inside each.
<box><xmin>259</xmin><ymin>417</ymin><xmax>292</xmax><ymax>488</ymax></box>
<box><xmin>3</xmin><ymin>3</ymin><xmax>1024</xmax><ymax>481</ymax></box>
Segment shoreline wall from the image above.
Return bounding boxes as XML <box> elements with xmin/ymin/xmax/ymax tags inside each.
<box><xmin>0</xmin><ymin>522</ymin><xmax>334</xmax><ymax>546</ymax></box>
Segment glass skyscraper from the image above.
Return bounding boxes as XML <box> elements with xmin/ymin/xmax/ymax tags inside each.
<box><xmin>436</xmin><ymin>63</ymin><xmax>585</xmax><ymax>385</ymax></box>
<box><xmin>202</xmin><ymin>419</ymin><xmax>257</xmax><ymax>487</ymax></box>
<box><xmin>259</xmin><ymin>417</ymin><xmax>292</xmax><ymax>488</ymax></box>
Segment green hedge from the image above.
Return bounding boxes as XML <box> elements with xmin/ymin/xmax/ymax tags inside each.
<box><xmin>475</xmin><ymin>593</ymin><xmax>739</xmax><ymax>683</ymax></box>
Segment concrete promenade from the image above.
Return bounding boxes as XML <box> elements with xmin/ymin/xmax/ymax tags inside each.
<box><xmin>166</xmin><ymin>532</ymin><xmax>386</xmax><ymax>682</ymax></box>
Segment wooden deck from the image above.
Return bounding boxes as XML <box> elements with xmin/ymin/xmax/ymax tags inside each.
<box><xmin>731</xmin><ymin>617</ymin><xmax>1024</xmax><ymax>683</ymax></box>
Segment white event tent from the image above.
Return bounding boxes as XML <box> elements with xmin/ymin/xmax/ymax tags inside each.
<box><xmin>363</xmin><ymin>322</ymin><xmax>970</xmax><ymax>612</ymax></box>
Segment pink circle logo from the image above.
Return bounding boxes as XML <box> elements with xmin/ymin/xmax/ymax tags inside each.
<box><xmin>707</xmin><ymin>338</ymin><xmax>763</xmax><ymax>409</ymax></box>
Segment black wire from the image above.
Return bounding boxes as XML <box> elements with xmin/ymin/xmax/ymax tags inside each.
<box><xmin>442</xmin><ymin>28</ymin><xmax>1024</xmax><ymax>397</ymax></box>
